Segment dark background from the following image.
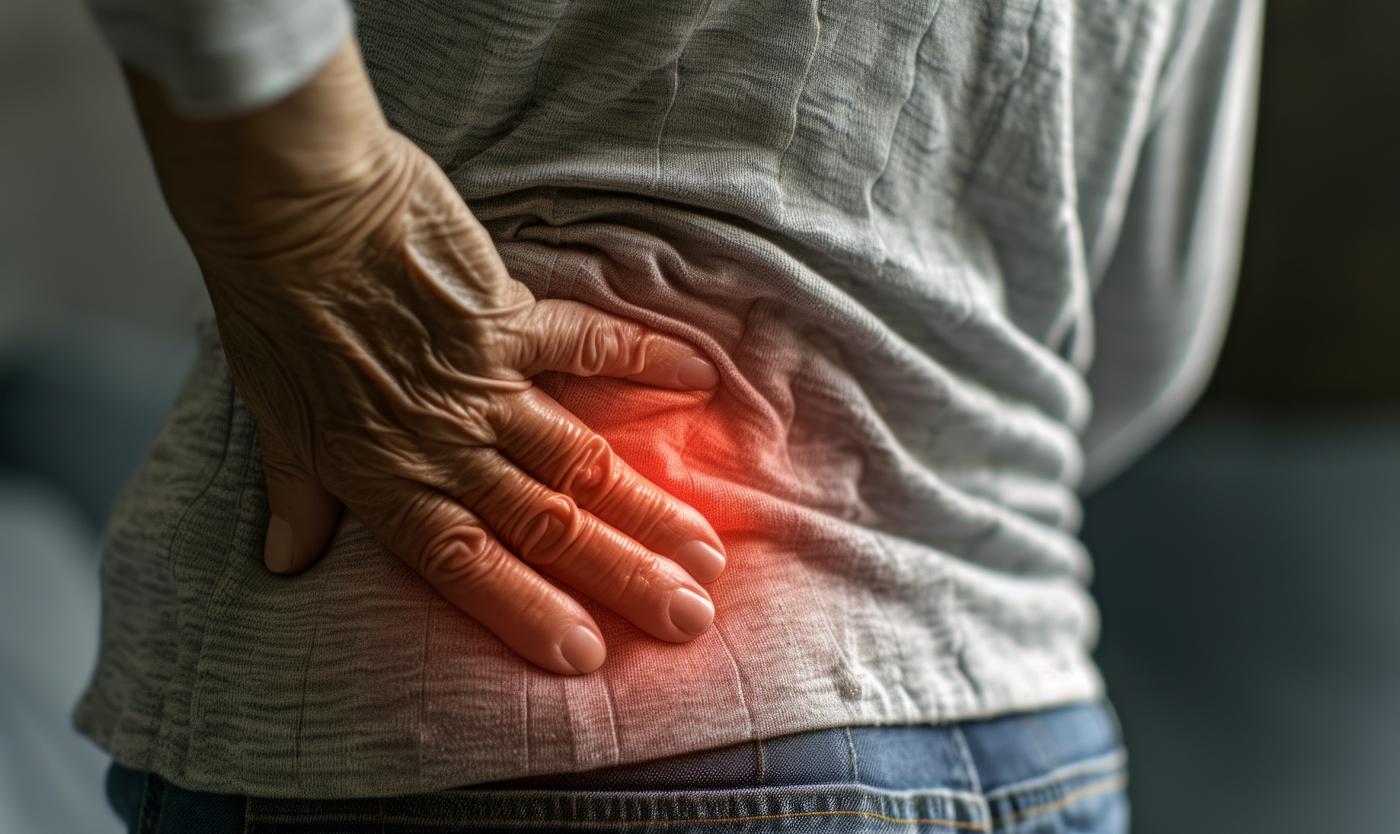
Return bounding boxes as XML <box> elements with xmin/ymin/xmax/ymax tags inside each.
<box><xmin>1205</xmin><ymin>2</ymin><xmax>1399</xmax><ymax>405</ymax></box>
<box><xmin>1082</xmin><ymin>3</ymin><xmax>1400</xmax><ymax>831</ymax></box>
<box><xmin>2</xmin><ymin>2</ymin><xmax>1396</xmax><ymax>831</ymax></box>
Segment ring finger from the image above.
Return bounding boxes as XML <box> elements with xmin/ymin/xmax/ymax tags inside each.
<box><xmin>455</xmin><ymin>450</ymin><xmax>717</xmax><ymax>642</ymax></box>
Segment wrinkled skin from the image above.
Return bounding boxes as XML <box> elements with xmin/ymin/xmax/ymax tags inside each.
<box><xmin>121</xmin><ymin>37</ymin><xmax>728</xmax><ymax>675</ymax></box>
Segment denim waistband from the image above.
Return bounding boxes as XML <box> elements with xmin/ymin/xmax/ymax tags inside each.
<box><xmin>228</xmin><ymin>700</ymin><xmax>1127</xmax><ymax>833</ymax></box>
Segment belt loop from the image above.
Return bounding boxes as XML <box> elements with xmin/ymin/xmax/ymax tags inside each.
<box><xmin>949</xmin><ymin>724</ymin><xmax>984</xmax><ymax>797</ymax></box>
<box><xmin>1101</xmin><ymin>697</ymin><xmax>1128</xmax><ymax>749</ymax></box>
<box><xmin>137</xmin><ymin>771</ymin><xmax>166</xmax><ymax>834</ymax></box>
<box><xmin>841</xmin><ymin>726</ymin><xmax>860</xmax><ymax>784</ymax></box>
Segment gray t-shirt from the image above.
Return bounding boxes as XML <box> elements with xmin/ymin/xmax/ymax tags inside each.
<box><xmin>76</xmin><ymin>0</ymin><xmax>1262</xmax><ymax>797</ymax></box>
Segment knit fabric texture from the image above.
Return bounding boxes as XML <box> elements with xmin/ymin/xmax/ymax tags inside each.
<box><xmin>75</xmin><ymin>0</ymin><xmax>1261</xmax><ymax>798</ymax></box>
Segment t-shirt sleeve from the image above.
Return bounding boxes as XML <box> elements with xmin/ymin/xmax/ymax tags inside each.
<box><xmin>1078</xmin><ymin>0</ymin><xmax>1265</xmax><ymax>494</ymax></box>
<box><xmin>84</xmin><ymin>0</ymin><xmax>354</xmax><ymax>117</ymax></box>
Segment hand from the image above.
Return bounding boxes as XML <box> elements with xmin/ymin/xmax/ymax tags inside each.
<box><xmin>122</xmin><ymin>38</ymin><xmax>728</xmax><ymax>675</ymax></box>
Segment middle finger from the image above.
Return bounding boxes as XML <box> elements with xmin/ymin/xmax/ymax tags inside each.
<box><xmin>455</xmin><ymin>450</ymin><xmax>718</xmax><ymax>642</ymax></box>
<box><xmin>489</xmin><ymin>385</ymin><xmax>727</xmax><ymax>583</ymax></box>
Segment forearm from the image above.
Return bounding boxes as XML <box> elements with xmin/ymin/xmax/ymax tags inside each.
<box><xmin>121</xmin><ymin>35</ymin><xmax>398</xmax><ymax>257</ymax></box>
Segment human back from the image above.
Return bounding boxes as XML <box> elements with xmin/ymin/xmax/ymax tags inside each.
<box><xmin>77</xmin><ymin>0</ymin><xmax>1253</xmax><ymax>800</ymax></box>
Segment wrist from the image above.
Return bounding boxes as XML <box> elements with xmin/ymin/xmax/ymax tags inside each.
<box><xmin>127</xmin><ymin>36</ymin><xmax>397</xmax><ymax>240</ymax></box>
<box><xmin>207</xmin><ymin>36</ymin><xmax>394</xmax><ymax>189</ymax></box>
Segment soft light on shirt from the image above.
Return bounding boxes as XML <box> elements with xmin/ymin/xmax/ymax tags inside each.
<box><xmin>77</xmin><ymin>0</ymin><xmax>1262</xmax><ymax>797</ymax></box>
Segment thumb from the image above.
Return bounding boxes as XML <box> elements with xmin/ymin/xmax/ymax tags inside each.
<box><xmin>259</xmin><ymin>426</ymin><xmax>343</xmax><ymax>575</ymax></box>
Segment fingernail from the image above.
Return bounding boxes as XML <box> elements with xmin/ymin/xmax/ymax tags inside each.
<box><xmin>676</xmin><ymin>356</ymin><xmax>719</xmax><ymax>389</ymax></box>
<box><xmin>559</xmin><ymin>625</ymin><xmax>606</xmax><ymax>673</ymax></box>
<box><xmin>675</xmin><ymin>540</ymin><xmax>726</xmax><ymax>583</ymax></box>
<box><xmin>668</xmin><ymin>588</ymin><xmax>715</xmax><ymax>636</ymax></box>
<box><xmin>264</xmin><ymin>515</ymin><xmax>294</xmax><ymax>573</ymax></box>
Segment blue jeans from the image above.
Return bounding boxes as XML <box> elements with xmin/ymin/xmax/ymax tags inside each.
<box><xmin>106</xmin><ymin>700</ymin><xmax>1128</xmax><ymax>833</ymax></box>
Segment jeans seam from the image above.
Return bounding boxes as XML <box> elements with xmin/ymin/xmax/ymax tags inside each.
<box><xmin>225</xmin><ymin>781</ymin><xmax>1132</xmax><ymax>834</ymax></box>
<box><xmin>982</xmin><ymin>750</ymin><xmax>1126</xmax><ymax>801</ymax></box>
<box><xmin>179</xmin><ymin>780</ymin><xmax>1129</xmax><ymax>833</ymax></box>
<box><xmin>243</xmin><ymin>784</ymin><xmax>989</xmax><ymax>825</ymax></box>
<box><xmin>990</xmin><ymin>772</ymin><xmax>1127</xmax><ymax>830</ymax></box>
<box><xmin>244</xmin><ymin>808</ymin><xmax>993</xmax><ymax>831</ymax></box>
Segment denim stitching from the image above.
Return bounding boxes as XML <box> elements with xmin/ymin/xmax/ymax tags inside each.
<box><xmin>244</xmin><ymin>810</ymin><xmax>992</xmax><ymax>831</ymax></box>
<box><xmin>244</xmin><ymin>782</ymin><xmax>987</xmax><ymax>821</ymax></box>
<box><xmin>244</xmin><ymin>777</ymin><xmax>1123</xmax><ymax>831</ymax></box>
<box><xmin>994</xmin><ymin>773</ymin><xmax>1127</xmax><ymax>828</ymax></box>
<box><xmin>983</xmin><ymin>750</ymin><xmax>1126</xmax><ymax>800</ymax></box>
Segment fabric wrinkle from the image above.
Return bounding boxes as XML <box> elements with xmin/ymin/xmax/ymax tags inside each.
<box><xmin>75</xmin><ymin>0</ymin><xmax>1258</xmax><ymax>799</ymax></box>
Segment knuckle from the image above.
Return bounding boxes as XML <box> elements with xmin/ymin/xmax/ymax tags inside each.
<box><xmin>416</xmin><ymin>523</ymin><xmax>499</xmax><ymax>588</ymax></box>
<box><xmin>514</xmin><ymin>494</ymin><xmax>581</xmax><ymax>566</ymax></box>
<box><xmin>576</xmin><ymin>319</ymin><xmax>645</xmax><ymax>376</ymax></box>
<box><xmin>479</xmin><ymin>390</ymin><xmax>516</xmax><ymax>440</ymax></box>
<box><xmin>575</xmin><ymin>322</ymin><xmax>615</xmax><ymax>376</ymax></box>
<box><xmin>630</xmin><ymin>500</ymin><xmax>681</xmax><ymax>542</ymax></box>
<box><xmin>598</xmin><ymin>484</ymin><xmax>678</xmax><ymax>543</ymax></box>
<box><xmin>501</xmin><ymin>310</ymin><xmax>536</xmax><ymax>372</ymax></box>
<box><xmin>560</xmin><ymin>434</ymin><xmax>622</xmax><ymax>501</ymax></box>
<box><xmin>610</xmin><ymin>548</ymin><xmax>669</xmax><ymax>600</ymax></box>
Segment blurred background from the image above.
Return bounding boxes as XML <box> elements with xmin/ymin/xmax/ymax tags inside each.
<box><xmin>1</xmin><ymin>1</ymin><xmax>1395</xmax><ymax>832</ymax></box>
